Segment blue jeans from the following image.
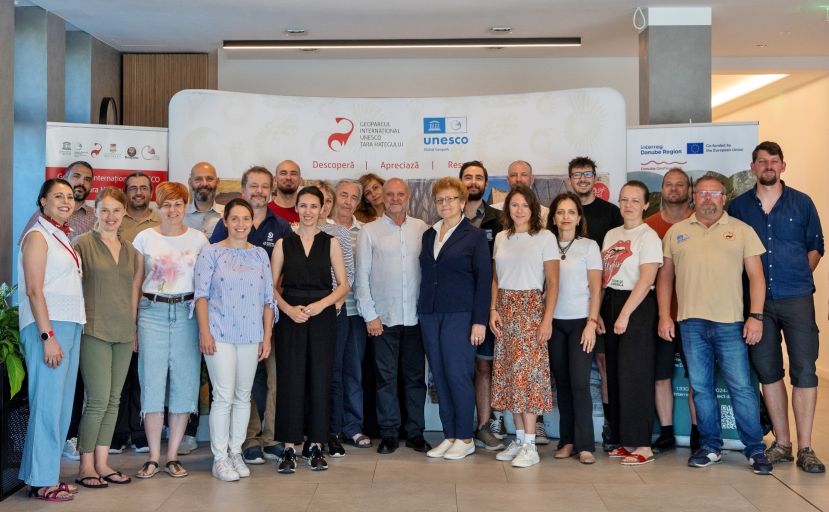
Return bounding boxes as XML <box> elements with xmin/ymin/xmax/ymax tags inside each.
<box><xmin>19</xmin><ymin>321</ymin><xmax>82</xmax><ymax>486</ymax></box>
<box><xmin>329</xmin><ymin>307</ymin><xmax>349</xmax><ymax>436</ymax></box>
<box><xmin>137</xmin><ymin>297</ymin><xmax>200</xmax><ymax>414</ymax></box>
<box><xmin>679</xmin><ymin>319</ymin><xmax>766</xmax><ymax>458</ymax></box>
<box><xmin>342</xmin><ymin>315</ymin><xmax>368</xmax><ymax>438</ymax></box>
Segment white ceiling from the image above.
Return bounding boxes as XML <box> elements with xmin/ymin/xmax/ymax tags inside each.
<box><xmin>25</xmin><ymin>0</ymin><xmax>829</xmax><ymax>58</ymax></box>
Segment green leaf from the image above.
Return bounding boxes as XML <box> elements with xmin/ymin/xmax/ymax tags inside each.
<box><xmin>6</xmin><ymin>353</ymin><xmax>24</xmax><ymax>399</ymax></box>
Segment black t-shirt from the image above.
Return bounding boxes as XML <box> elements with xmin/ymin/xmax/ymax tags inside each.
<box><xmin>582</xmin><ymin>198</ymin><xmax>623</xmax><ymax>248</ymax></box>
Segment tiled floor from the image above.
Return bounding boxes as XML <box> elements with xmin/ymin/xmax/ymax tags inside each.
<box><xmin>4</xmin><ymin>380</ymin><xmax>828</xmax><ymax>511</ymax></box>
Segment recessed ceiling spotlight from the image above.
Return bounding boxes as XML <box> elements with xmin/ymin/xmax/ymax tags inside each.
<box><xmin>285</xmin><ymin>28</ymin><xmax>307</xmax><ymax>35</ymax></box>
<box><xmin>489</xmin><ymin>27</ymin><xmax>512</xmax><ymax>33</ymax></box>
<box><xmin>755</xmin><ymin>43</ymin><xmax>767</xmax><ymax>48</ymax></box>
<box><xmin>299</xmin><ymin>48</ymin><xmax>318</xmax><ymax>52</ymax></box>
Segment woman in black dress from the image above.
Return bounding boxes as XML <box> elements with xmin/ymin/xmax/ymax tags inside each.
<box><xmin>270</xmin><ymin>186</ymin><xmax>349</xmax><ymax>473</ymax></box>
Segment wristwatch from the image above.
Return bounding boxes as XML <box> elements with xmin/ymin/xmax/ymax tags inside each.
<box><xmin>748</xmin><ymin>313</ymin><xmax>764</xmax><ymax>321</ymax></box>
<box><xmin>40</xmin><ymin>330</ymin><xmax>54</xmax><ymax>341</ymax></box>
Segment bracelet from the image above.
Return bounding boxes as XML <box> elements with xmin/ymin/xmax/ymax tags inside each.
<box><xmin>490</xmin><ymin>308</ymin><xmax>497</xmax><ymax>311</ymax></box>
<box><xmin>587</xmin><ymin>318</ymin><xmax>598</xmax><ymax>325</ymax></box>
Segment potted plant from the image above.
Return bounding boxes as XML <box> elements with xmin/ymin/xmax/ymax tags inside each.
<box><xmin>0</xmin><ymin>283</ymin><xmax>23</xmax><ymax>398</ymax></box>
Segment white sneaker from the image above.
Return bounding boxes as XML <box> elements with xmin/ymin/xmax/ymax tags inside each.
<box><xmin>109</xmin><ymin>444</ymin><xmax>125</xmax><ymax>455</ymax></box>
<box><xmin>496</xmin><ymin>440</ymin><xmax>523</xmax><ymax>461</ymax></box>
<box><xmin>62</xmin><ymin>438</ymin><xmax>80</xmax><ymax>461</ymax></box>
<box><xmin>229</xmin><ymin>452</ymin><xmax>251</xmax><ymax>478</ymax></box>
<box><xmin>511</xmin><ymin>443</ymin><xmax>540</xmax><ymax>468</ymax></box>
<box><xmin>178</xmin><ymin>435</ymin><xmax>198</xmax><ymax>455</ymax></box>
<box><xmin>443</xmin><ymin>439</ymin><xmax>475</xmax><ymax>460</ymax></box>
<box><xmin>426</xmin><ymin>439</ymin><xmax>454</xmax><ymax>458</ymax></box>
<box><xmin>212</xmin><ymin>458</ymin><xmax>240</xmax><ymax>482</ymax></box>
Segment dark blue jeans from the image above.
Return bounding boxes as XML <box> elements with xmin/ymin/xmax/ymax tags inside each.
<box><xmin>374</xmin><ymin>324</ymin><xmax>426</xmax><ymax>439</ymax></box>
<box><xmin>342</xmin><ymin>315</ymin><xmax>368</xmax><ymax>438</ymax></box>
<box><xmin>329</xmin><ymin>308</ymin><xmax>349</xmax><ymax>436</ymax></box>
<box><xmin>679</xmin><ymin>319</ymin><xmax>766</xmax><ymax>458</ymax></box>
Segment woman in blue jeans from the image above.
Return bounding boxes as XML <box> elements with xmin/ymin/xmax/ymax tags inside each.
<box><xmin>132</xmin><ymin>182</ymin><xmax>209</xmax><ymax>479</ymax></box>
<box><xmin>18</xmin><ymin>179</ymin><xmax>86</xmax><ymax>501</ymax></box>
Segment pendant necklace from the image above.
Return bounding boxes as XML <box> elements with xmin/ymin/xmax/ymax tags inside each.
<box><xmin>557</xmin><ymin>238</ymin><xmax>575</xmax><ymax>260</ymax></box>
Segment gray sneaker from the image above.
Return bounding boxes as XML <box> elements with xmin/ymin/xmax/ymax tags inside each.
<box><xmin>797</xmin><ymin>447</ymin><xmax>826</xmax><ymax>474</ymax></box>
<box><xmin>178</xmin><ymin>435</ymin><xmax>198</xmax><ymax>455</ymax></box>
<box><xmin>765</xmin><ymin>441</ymin><xmax>793</xmax><ymax>464</ymax></box>
<box><xmin>475</xmin><ymin>424</ymin><xmax>505</xmax><ymax>451</ymax></box>
<box><xmin>535</xmin><ymin>418</ymin><xmax>551</xmax><ymax>445</ymax></box>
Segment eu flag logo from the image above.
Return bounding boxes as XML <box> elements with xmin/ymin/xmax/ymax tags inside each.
<box><xmin>687</xmin><ymin>142</ymin><xmax>704</xmax><ymax>154</ymax></box>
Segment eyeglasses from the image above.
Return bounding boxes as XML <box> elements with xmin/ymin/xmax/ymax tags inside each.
<box><xmin>434</xmin><ymin>196</ymin><xmax>460</xmax><ymax>206</ymax></box>
<box><xmin>570</xmin><ymin>171</ymin><xmax>595</xmax><ymax>179</ymax></box>
<box><xmin>126</xmin><ymin>185</ymin><xmax>151</xmax><ymax>193</ymax></box>
<box><xmin>694</xmin><ymin>190</ymin><xmax>724</xmax><ymax>200</ymax></box>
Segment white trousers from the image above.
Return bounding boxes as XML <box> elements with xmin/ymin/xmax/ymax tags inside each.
<box><xmin>205</xmin><ymin>342</ymin><xmax>260</xmax><ymax>460</ymax></box>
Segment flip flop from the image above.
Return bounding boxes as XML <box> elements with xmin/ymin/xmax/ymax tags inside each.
<box><xmin>28</xmin><ymin>486</ymin><xmax>74</xmax><ymax>502</ymax></box>
<box><xmin>58</xmin><ymin>482</ymin><xmax>79</xmax><ymax>494</ymax></box>
<box><xmin>75</xmin><ymin>476</ymin><xmax>109</xmax><ymax>489</ymax></box>
<box><xmin>135</xmin><ymin>460</ymin><xmax>159</xmax><ymax>479</ymax></box>
<box><xmin>347</xmin><ymin>434</ymin><xmax>372</xmax><ymax>448</ymax></box>
<box><xmin>165</xmin><ymin>460</ymin><xmax>189</xmax><ymax>478</ymax></box>
<box><xmin>621</xmin><ymin>453</ymin><xmax>655</xmax><ymax>466</ymax></box>
<box><xmin>608</xmin><ymin>447</ymin><xmax>632</xmax><ymax>458</ymax></box>
<box><xmin>102</xmin><ymin>471</ymin><xmax>132</xmax><ymax>484</ymax></box>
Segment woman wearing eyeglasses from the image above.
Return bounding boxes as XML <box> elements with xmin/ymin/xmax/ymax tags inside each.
<box><xmin>600</xmin><ymin>180</ymin><xmax>663</xmax><ymax>466</ymax></box>
<box><xmin>418</xmin><ymin>177</ymin><xmax>492</xmax><ymax>461</ymax></box>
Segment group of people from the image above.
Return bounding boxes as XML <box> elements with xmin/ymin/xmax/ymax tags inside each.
<box><xmin>17</xmin><ymin>141</ymin><xmax>824</xmax><ymax>501</ymax></box>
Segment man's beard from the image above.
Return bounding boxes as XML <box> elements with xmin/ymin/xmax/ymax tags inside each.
<box><xmin>758</xmin><ymin>174</ymin><xmax>778</xmax><ymax>186</ymax></box>
<box><xmin>468</xmin><ymin>189</ymin><xmax>484</xmax><ymax>202</ymax></box>
<box><xmin>73</xmin><ymin>186</ymin><xmax>90</xmax><ymax>202</ymax></box>
<box><xmin>277</xmin><ymin>184</ymin><xmax>298</xmax><ymax>196</ymax></box>
<box><xmin>195</xmin><ymin>187</ymin><xmax>215</xmax><ymax>202</ymax></box>
<box><xmin>663</xmin><ymin>194</ymin><xmax>689</xmax><ymax>206</ymax></box>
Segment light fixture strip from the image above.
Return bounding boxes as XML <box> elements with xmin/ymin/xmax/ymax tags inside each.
<box><xmin>223</xmin><ymin>37</ymin><xmax>581</xmax><ymax>50</ymax></box>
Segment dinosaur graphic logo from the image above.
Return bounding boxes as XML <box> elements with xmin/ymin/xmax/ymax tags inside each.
<box><xmin>601</xmin><ymin>239</ymin><xmax>633</xmax><ymax>288</ymax></box>
<box><xmin>327</xmin><ymin>117</ymin><xmax>354</xmax><ymax>152</ymax></box>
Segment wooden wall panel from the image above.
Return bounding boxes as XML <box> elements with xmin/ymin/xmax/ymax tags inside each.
<box><xmin>122</xmin><ymin>53</ymin><xmax>209</xmax><ymax>127</ymax></box>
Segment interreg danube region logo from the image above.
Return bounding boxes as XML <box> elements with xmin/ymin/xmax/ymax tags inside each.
<box><xmin>328</xmin><ymin>117</ymin><xmax>355</xmax><ymax>152</ymax></box>
<box><xmin>423</xmin><ymin>117</ymin><xmax>469</xmax><ymax>151</ymax></box>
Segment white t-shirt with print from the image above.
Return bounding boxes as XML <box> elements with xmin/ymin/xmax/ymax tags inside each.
<box><xmin>493</xmin><ymin>229</ymin><xmax>559</xmax><ymax>291</ymax></box>
<box><xmin>554</xmin><ymin>237</ymin><xmax>603</xmax><ymax>319</ymax></box>
<box><xmin>133</xmin><ymin>227</ymin><xmax>209</xmax><ymax>295</ymax></box>
<box><xmin>601</xmin><ymin>223</ymin><xmax>663</xmax><ymax>291</ymax></box>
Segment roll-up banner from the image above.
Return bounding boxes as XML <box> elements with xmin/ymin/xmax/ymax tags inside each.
<box><xmin>45</xmin><ymin>122</ymin><xmax>169</xmax><ymax>199</ymax></box>
<box><xmin>627</xmin><ymin>121</ymin><xmax>760</xmax><ymax>449</ymax></box>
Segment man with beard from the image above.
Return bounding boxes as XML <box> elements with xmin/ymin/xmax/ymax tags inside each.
<box><xmin>658</xmin><ymin>175</ymin><xmax>772</xmax><ymax>475</ymax></box>
<box><xmin>119</xmin><ymin>172</ymin><xmax>161</xmax><ymax>243</ymax></box>
<box><xmin>648</xmin><ymin>169</ymin><xmax>698</xmax><ymax>453</ymax></box>
<box><xmin>729</xmin><ymin>141</ymin><xmax>825</xmax><ymax>473</ymax></box>
<box><xmin>211</xmin><ymin>166</ymin><xmax>292</xmax><ymax>464</ymax></box>
<box><xmin>268</xmin><ymin>159</ymin><xmax>301</xmax><ymax>226</ymax></box>
<box><xmin>184</xmin><ymin>161</ymin><xmax>224</xmax><ymax>237</ymax></box>
<box><xmin>21</xmin><ymin>161</ymin><xmax>96</xmax><ymax>244</ymax></box>
<box><xmin>459</xmin><ymin>161</ymin><xmax>504</xmax><ymax>451</ymax></box>
<box><xmin>567</xmin><ymin>156</ymin><xmax>622</xmax><ymax>451</ymax></box>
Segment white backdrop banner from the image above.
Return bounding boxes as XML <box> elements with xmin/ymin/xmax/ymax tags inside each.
<box><xmin>168</xmin><ymin>88</ymin><xmax>627</xmax><ymax>198</ymax></box>
<box><xmin>46</xmin><ymin>122</ymin><xmax>168</xmax><ymax>198</ymax></box>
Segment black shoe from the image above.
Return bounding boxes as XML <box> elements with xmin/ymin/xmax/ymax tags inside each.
<box><xmin>301</xmin><ymin>440</ymin><xmax>312</xmax><ymax>460</ymax></box>
<box><xmin>377</xmin><ymin>437</ymin><xmax>399</xmax><ymax>454</ymax></box>
<box><xmin>328</xmin><ymin>435</ymin><xmax>346</xmax><ymax>458</ymax></box>
<box><xmin>277</xmin><ymin>447</ymin><xmax>297</xmax><ymax>474</ymax></box>
<box><xmin>309</xmin><ymin>445</ymin><xmax>328</xmax><ymax>471</ymax></box>
<box><xmin>651</xmin><ymin>433</ymin><xmax>676</xmax><ymax>452</ymax></box>
<box><xmin>690</xmin><ymin>425</ymin><xmax>701</xmax><ymax>453</ymax></box>
<box><xmin>405</xmin><ymin>435</ymin><xmax>432</xmax><ymax>453</ymax></box>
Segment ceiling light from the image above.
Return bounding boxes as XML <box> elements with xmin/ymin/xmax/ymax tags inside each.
<box><xmin>711</xmin><ymin>74</ymin><xmax>788</xmax><ymax>108</ymax></box>
<box><xmin>285</xmin><ymin>28</ymin><xmax>306</xmax><ymax>35</ymax></box>
<box><xmin>223</xmin><ymin>37</ymin><xmax>580</xmax><ymax>51</ymax></box>
<box><xmin>489</xmin><ymin>27</ymin><xmax>512</xmax><ymax>33</ymax></box>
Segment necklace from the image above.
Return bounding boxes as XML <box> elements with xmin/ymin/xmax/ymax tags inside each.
<box><xmin>557</xmin><ymin>238</ymin><xmax>575</xmax><ymax>260</ymax></box>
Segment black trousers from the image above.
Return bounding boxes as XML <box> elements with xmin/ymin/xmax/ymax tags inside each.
<box><xmin>275</xmin><ymin>297</ymin><xmax>336</xmax><ymax>445</ymax></box>
<box><xmin>66</xmin><ymin>371</ymin><xmax>84</xmax><ymax>440</ymax></box>
<box><xmin>549</xmin><ymin>318</ymin><xmax>595</xmax><ymax>453</ymax></box>
<box><xmin>111</xmin><ymin>353</ymin><xmax>147</xmax><ymax>447</ymax></box>
<box><xmin>374</xmin><ymin>324</ymin><xmax>426</xmax><ymax>439</ymax></box>
<box><xmin>601</xmin><ymin>289</ymin><xmax>657</xmax><ymax>447</ymax></box>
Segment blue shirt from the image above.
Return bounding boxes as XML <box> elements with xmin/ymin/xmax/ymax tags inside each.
<box><xmin>209</xmin><ymin>209</ymin><xmax>292</xmax><ymax>258</ymax></box>
<box><xmin>193</xmin><ymin>244</ymin><xmax>277</xmax><ymax>344</ymax></box>
<box><xmin>728</xmin><ymin>183</ymin><xmax>824</xmax><ymax>299</ymax></box>
<box><xmin>356</xmin><ymin>214</ymin><xmax>428</xmax><ymax>327</ymax></box>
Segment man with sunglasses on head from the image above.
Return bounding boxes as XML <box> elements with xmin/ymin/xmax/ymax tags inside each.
<box><xmin>658</xmin><ymin>175</ymin><xmax>772</xmax><ymax>475</ymax></box>
<box><xmin>728</xmin><ymin>141</ymin><xmax>825</xmax><ymax>474</ymax></box>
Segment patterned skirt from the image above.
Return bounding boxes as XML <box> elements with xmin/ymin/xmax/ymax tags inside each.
<box><xmin>490</xmin><ymin>289</ymin><xmax>553</xmax><ymax>414</ymax></box>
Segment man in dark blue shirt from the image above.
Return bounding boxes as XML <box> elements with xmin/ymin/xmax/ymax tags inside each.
<box><xmin>728</xmin><ymin>141</ymin><xmax>825</xmax><ymax>473</ymax></box>
<box><xmin>210</xmin><ymin>166</ymin><xmax>292</xmax><ymax>465</ymax></box>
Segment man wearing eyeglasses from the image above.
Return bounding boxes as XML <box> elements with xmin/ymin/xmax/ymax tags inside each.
<box><xmin>657</xmin><ymin>175</ymin><xmax>773</xmax><ymax>475</ymax></box>
<box><xmin>728</xmin><ymin>141</ymin><xmax>825</xmax><ymax>474</ymax></box>
<box><xmin>120</xmin><ymin>173</ymin><xmax>161</xmax><ymax>243</ymax></box>
<box><xmin>568</xmin><ymin>156</ymin><xmax>623</xmax><ymax>451</ymax></box>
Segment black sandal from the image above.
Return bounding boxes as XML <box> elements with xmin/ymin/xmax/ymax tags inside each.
<box><xmin>164</xmin><ymin>460</ymin><xmax>188</xmax><ymax>478</ymax></box>
<box><xmin>102</xmin><ymin>471</ymin><xmax>132</xmax><ymax>484</ymax></box>
<box><xmin>75</xmin><ymin>476</ymin><xmax>108</xmax><ymax>489</ymax></box>
<box><xmin>135</xmin><ymin>460</ymin><xmax>159</xmax><ymax>479</ymax></box>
